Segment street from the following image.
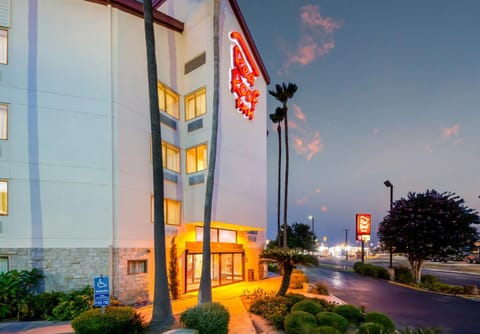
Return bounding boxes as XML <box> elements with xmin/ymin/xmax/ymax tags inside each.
<box><xmin>305</xmin><ymin>264</ymin><xmax>480</xmax><ymax>334</ymax></box>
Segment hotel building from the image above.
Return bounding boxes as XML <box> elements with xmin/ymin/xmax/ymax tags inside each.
<box><xmin>0</xmin><ymin>0</ymin><xmax>269</xmax><ymax>304</ymax></box>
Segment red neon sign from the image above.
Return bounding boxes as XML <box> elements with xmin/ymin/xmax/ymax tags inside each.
<box><xmin>356</xmin><ymin>213</ymin><xmax>371</xmax><ymax>241</ymax></box>
<box><xmin>230</xmin><ymin>31</ymin><xmax>261</xmax><ymax>120</ymax></box>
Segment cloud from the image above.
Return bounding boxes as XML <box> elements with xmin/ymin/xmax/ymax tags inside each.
<box><xmin>293</xmin><ymin>104</ymin><xmax>306</xmax><ymax>121</ymax></box>
<box><xmin>442</xmin><ymin>124</ymin><xmax>460</xmax><ymax>141</ymax></box>
<box><xmin>284</xmin><ymin>5</ymin><xmax>342</xmax><ymax>69</ymax></box>
<box><xmin>315</xmin><ymin>188</ymin><xmax>321</xmax><ymax>193</ymax></box>
<box><xmin>296</xmin><ymin>196</ymin><xmax>310</xmax><ymax>205</ymax></box>
<box><xmin>292</xmin><ymin>131</ymin><xmax>325</xmax><ymax>161</ymax></box>
<box><xmin>320</xmin><ymin>205</ymin><xmax>328</xmax><ymax>212</ymax></box>
<box><xmin>373</xmin><ymin>128</ymin><xmax>380</xmax><ymax>136</ymax></box>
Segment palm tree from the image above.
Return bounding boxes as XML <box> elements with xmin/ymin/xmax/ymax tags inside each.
<box><xmin>269</xmin><ymin>83</ymin><xmax>298</xmax><ymax>249</ymax></box>
<box><xmin>142</xmin><ymin>0</ymin><xmax>174</xmax><ymax>330</ymax></box>
<box><xmin>198</xmin><ymin>0</ymin><xmax>220</xmax><ymax>304</ymax></box>
<box><xmin>261</xmin><ymin>247</ymin><xmax>318</xmax><ymax>296</ymax></box>
<box><xmin>269</xmin><ymin>107</ymin><xmax>284</xmax><ymax>247</ymax></box>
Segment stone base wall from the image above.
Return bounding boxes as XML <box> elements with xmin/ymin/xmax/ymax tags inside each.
<box><xmin>0</xmin><ymin>248</ymin><xmax>110</xmax><ymax>292</ymax></box>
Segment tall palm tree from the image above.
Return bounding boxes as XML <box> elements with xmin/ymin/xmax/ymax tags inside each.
<box><xmin>198</xmin><ymin>0</ymin><xmax>220</xmax><ymax>304</ymax></box>
<box><xmin>269</xmin><ymin>107</ymin><xmax>284</xmax><ymax>247</ymax></box>
<box><xmin>143</xmin><ymin>0</ymin><xmax>174</xmax><ymax>330</ymax></box>
<box><xmin>269</xmin><ymin>83</ymin><xmax>297</xmax><ymax>249</ymax></box>
<box><xmin>261</xmin><ymin>247</ymin><xmax>318</xmax><ymax>296</ymax></box>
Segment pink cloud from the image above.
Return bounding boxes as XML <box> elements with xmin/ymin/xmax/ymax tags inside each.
<box><xmin>293</xmin><ymin>104</ymin><xmax>306</xmax><ymax>121</ymax></box>
<box><xmin>315</xmin><ymin>188</ymin><xmax>321</xmax><ymax>193</ymax></box>
<box><xmin>320</xmin><ymin>205</ymin><xmax>328</xmax><ymax>212</ymax></box>
<box><xmin>442</xmin><ymin>124</ymin><xmax>460</xmax><ymax>141</ymax></box>
<box><xmin>285</xmin><ymin>5</ymin><xmax>342</xmax><ymax>69</ymax></box>
<box><xmin>292</xmin><ymin>131</ymin><xmax>325</xmax><ymax>161</ymax></box>
<box><xmin>296</xmin><ymin>196</ymin><xmax>309</xmax><ymax>205</ymax></box>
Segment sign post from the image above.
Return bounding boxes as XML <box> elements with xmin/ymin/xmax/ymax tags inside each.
<box><xmin>93</xmin><ymin>275</ymin><xmax>110</xmax><ymax>313</ymax></box>
<box><xmin>356</xmin><ymin>214</ymin><xmax>372</xmax><ymax>263</ymax></box>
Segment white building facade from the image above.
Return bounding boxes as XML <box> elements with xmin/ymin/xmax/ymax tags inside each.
<box><xmin>0</xmin><ymin>0</ymin><xmax>269</xmax><ymax>304</ymax></box>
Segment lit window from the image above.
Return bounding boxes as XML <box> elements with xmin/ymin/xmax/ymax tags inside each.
<box><xmin>0</xmin><ymin>29</ymin><xmax>7</xmax><ymax>65</ymax></box>
<box><xmin>195</xmin><ymin>227</ymin><xmax>237</xmax><ymax>243</ymax></box>
<box><xmin>162</xmin><ymin>142</ymin><xmax>180</xmax><ymax>173</ymax></box>
<box><xmin>151</xmin><ymin>196</ymin><xmax>181</xmax><ymax>226</ymax></box>
<box><xmin>0</xmin><ymin>180</ymin><xmax>7</xmax><ymax>215</ymax></box>
<box><xmin>186</xmin><ymin>143</ymin><xmax>207</xmax><ymax>174</ymax></box>
<box><xmin>158</xmin><ymin>82</ymin><xmax>179</xmax><ymax>119</ymax></box>
<box><xmin>185</xmin><ymin>87</ymin><xmax>206</xmax><ymax>121</ymax></box>
<box><xmin>0</xmin><ymin>104</ymin><xmax>7</xmax><ymax>140</ymax></box>
<box><xmin>0</xmin><ymin>257</ymin><xmax>7</xmax><ymax>273</ymax></box>
<box><xmin>127</xmin><ymin>260</ymin><xmax>147</xmax><ymax>274</ymax></box>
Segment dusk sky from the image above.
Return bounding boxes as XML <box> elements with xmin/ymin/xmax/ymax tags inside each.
<box><xmin>236</xmin><ymin>0</ymin><xmax>480</xmax><ymax>245</ymax></box>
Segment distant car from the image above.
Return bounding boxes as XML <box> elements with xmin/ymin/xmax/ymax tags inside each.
<box><xmin>464</xmin><ymin>254</ymin><xmax>480</xmax><ymax>264</ymax></box>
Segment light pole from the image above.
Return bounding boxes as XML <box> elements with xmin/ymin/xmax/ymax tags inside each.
<box><xmin>308</xmin><ymin>215</ymin><xmax>315</xmax><ymax>236</ymax></box>
<box><xmin>384</xmin><ymin>180</ymin><xmax>393</xmax><ymax>268</ymax></box>
<box><xmin>345</xmin><ymin>228</ymin><xmax>349</xmax><ymax>261</ymax></box>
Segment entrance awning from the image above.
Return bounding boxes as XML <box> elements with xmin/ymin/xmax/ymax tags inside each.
<box><xmin>185</xmin><ymin>242</ymin><xmax>245</xmax><ymax>254</ymax></box>
<box><xmin>185</xmin><ymin>221</ymin><xmax>265</xmax><ymax>232</ymax></box>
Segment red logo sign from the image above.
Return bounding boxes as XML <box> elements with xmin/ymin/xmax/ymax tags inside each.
<box><xmin>356</xmin><ymin>214</ymin><xmax>371</xmax><ymax>241</ymax></box>
<box><xmin>230</xmin><ymin>31</ymin><xmax>261</xmax><ymax>120</ymax></box>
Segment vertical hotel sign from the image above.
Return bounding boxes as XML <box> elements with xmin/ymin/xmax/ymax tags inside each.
<box><xmin>229</xmin><ymin>31</ymin><xmax>260</xmax><ymax>120</ymax></box>
<box><xmin>356</xmin><ymin>213</ymin><xmax>371</xmax><ymax>241</ymax></box>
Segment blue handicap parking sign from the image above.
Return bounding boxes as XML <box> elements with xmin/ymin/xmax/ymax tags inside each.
<box><xmin>93</xmin><ymin>276</ymin><xmax>110</xmax><ymax>307</ymax></box>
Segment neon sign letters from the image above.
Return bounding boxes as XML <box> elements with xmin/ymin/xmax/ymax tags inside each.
<box><xmin>229</xmin><ymin>31</ymin><xmax>260</xmax><ymax>120</ymax></box>
<box><xmin>356</xmin><ymin>213</ymin><xmax>371</xmax><ymax>241</ymax></box>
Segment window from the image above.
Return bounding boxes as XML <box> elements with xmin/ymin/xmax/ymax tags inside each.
<box><xmin>157</xmin><ymin>82</ymin><xmax>179</xmax><ymax>119</ymax></box>
<box><xmin>151</xmin><ymin>196</ymin><xmax>181</xmax><ymax>226</ymax></box>
<box><xmin>0</xmin><ymin>104</ymin><xmax>7</xmax><ymax>140</ymax></box>
<box><xmin>162</xmin><ymin>142</ymin><xmax>180</xmax><ymax>173</ymax></box>
<box><xmin>127</xmin><ymin>260</ymin><xmax>147</xmax><ymax>274</ymax></box>
<box><xmin>196</xmin><ymin>227</ymin><xmax>237</xmax><ymax>243</ymax></box>
<box><xmin>0</xmin><ymin>257</ymin><xmax>7</xmax><ymax>273</ymax></box>
<box><xmin>185</xmin><ymin>88</ymin><xmax>206</xmax><ymax>121</ymax></box>
<box><xmin>0</xmin><ymin>29</ymin><xmax>7</xmax><ymax>65</ymax></box>
<box><xmin>186</xmin><ymin>143</ymin><xmax>207</xmax><ymax>174</ymax></box>
<box><xmin>0</xmin><ymin>180</ymin><xmax>7</xmax><ymax>215</ymax></box>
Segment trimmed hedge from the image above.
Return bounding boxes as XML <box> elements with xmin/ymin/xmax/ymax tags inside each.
<box><xmin>333</xmin><ymin>304</ymin><xmax>364</xmax><ymax>324</ymax></box>
<box><xmin>71</xmin><ymin>306</ymin><xmax>145</xmax><ymax>334</ymax></box>
<box><xmin>353</xmin><ymin>262</ymin><xmax>390</xmax><ymax>280</ymax></box>
<box><xmin>284</xmin><ymin>311</ymin><xmax>317</xmax><ymax>334</ymax></box>
<box><xmin>180</xmin><ymin>302</ymin><xmax>229</xmax><ymax>334</ymax></box>
<box><xmin>364</xmin><ymin>312</ymin><xmax>395</xmax><ymax>333</ymax></box>
<box><xmin>316</xmin><ymin>312</ymin><xmax>348</xmax><ymax>332</ymax></box>
<box><xmin>358</xmin><ymin>322</ymin><xmax>384</xmax><ymax>334</ymax></box>
<box><xmin>291</xmin><ymin>299</ymin><xmax>324</xmax><ymax>316</ymax></box>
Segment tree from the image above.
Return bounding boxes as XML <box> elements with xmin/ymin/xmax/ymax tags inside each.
<box><xmin>198</xmin><ymin>0</ymin><xmax>220</xmax><ymax>304</ymax></box>
<box><xmin>378</xmin><ymin>189</ymin><xmax>479</xmax><ymax>282</ymax></box>
<box><xmin>261</xmin><ymin>247</ymin><xmax>318</xmax><ymax>296</ymax></box>
<box><xmin>269</xmin><ymin>107</ymin><xmax>284</xmax><ymax>246</ymax></box>
<box><xmin>168</xmin><ymin>237</ymin><xmax>180</xmax><ymax>300</ymax></box>
<box><xmin>142</xmin><ymin>0</ymin><xmax>174</xmax><ymax>330</ymax></box>
<box><xmin>268</xmin><ymin>222</ymin><xmax>316</xmax><ymax>252</ymax></box>
<box><xmin>269</xmin><ymin>83</ymin><xmax>298</xmax><ymax>249</ymax></box>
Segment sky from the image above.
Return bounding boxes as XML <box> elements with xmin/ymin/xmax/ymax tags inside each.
<box><xmin>236</xmin><ymin>0</ymin><xmax>480</xmax><ymax>246</ymax></box>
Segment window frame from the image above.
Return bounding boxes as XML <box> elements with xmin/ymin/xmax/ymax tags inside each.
<box><xmin>127</xmin><ymin>259</ymin><xmax>147</xmax><ymax>275</ymax></box>
<box><xmin>185</xmin><ymin>87</ymin><xmax>206</xmax><ymax>121</ymax></box>
<box><xmin>0</xmin><ymin>29</ymin><xmax>7</xmax><ymax>65</ymax></box>
<box><xmin>150</xmin><ymin>195</ymin><xmax>181</xmax><ymax>226</ymax></box>
<box><xmin>157</xmin><ymin>82</ymin><xmax>179</xmax><ymax>120</ymax></box>
<box><xmin>0</xmin><ymin>179</ymin><xmax>8</xmax><ymax>216</ymax></box>
<box><xmin>162</xmin><ymin>141</ymin><xmax>180</xmax><ymax>173</ymax></box>
<box><xmin>0</xmin><ymin>104</ymin><xmax>7</xmax><ymax>140</ymax></box>
<box><xmin>185</xmin><ymin>143</ymin><xmax>208</xmax><ymax>174</ymax></box>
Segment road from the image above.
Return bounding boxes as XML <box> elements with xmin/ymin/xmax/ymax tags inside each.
<box><xmin>305</xmin><ymin>265</ymin><xmax>480</xmax><ymax>334</ymax></box>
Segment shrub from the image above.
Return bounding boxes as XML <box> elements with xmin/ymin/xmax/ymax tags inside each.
<box><xmin>290</xmin><ymin>270</ymin><xmax>308</xmax><ymax>289</ymax></box>
<box><xmin>333</xmin><ymin>304</ymin><xmax>363</xmax><ymax>324</ymax></box>
<box><xmin>285</xmin><ymin>293</ymin><xmax>307</xmax><ymax>307</ymax></box>
<box><xmin>23</xmin><ymin>291</ymin><xmax>64</xmax><ymax>320</ymax></box>
<box><xmin>291</xmin><ymin>299</ymin><xmax>324</xmax><ymax>316</ymax></box>
<box><xmin>316</xmin><ymin>312</ymin><xmax>348</xmax><ymax>332</ymax></box>
<box><xmin>394</xmin><ymin>266</ymin><xmax>414</xmax><ymax>284</ymax></box>
<box><xmin>364</xmin><ymin>312</ymin><xmax>395</xmax><ymax>333</ymax></box>
<box><xmin>398</xmin><ymin>327</ymin><xmax>444</xmax><ymax>334</ymax></box>
<box><xmin>283</xmin><ymin>311</ymin><xmax>317</xmax><ymax>334</ymax></box>
<box><xmin>353</xmin><ymin>262</ymin><xmax>389</xmax><ymax>280</ymax></box>
<box><xmin>268</xmin><ymin>263</ymin><xmax>280</xmax><ymax>273</ymax></box>
<box><xmin>312</xmin><ymin>326</ymin><xmax>342</xmax><ymax>334</ymax></box>
<box><xmin>180</xmin><ymin>302</ymin><xmax>230</xmax><ymax>334</ymax></box>
<box><xmin>51</xmin><ymin>286</ymin><xmax>94</xmax><ymax>320</ymax></box>
<box><xmin>311</xmin><ymin>281</ymin><xmax>329</xmax><ymax>295</ymax></box>
<box><xmin>420</xmin><ymin>275</ymin><xmax>438</xmax><ymax>285</ymax></box>
<box><xmin>358</xmin><ymin>322</ymin><xmax>384</xmax><ymax>334</ymax></box>
<box><xmin>71</xmin><ymin>306</ymin><xmax>146</xmax><ymax>334</ymax></box>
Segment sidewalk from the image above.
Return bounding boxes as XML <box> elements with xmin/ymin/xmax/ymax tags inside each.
<box><xmin>0</xmin><ymin>276</ymin><xmax>342</xmax><ymax>334</ymax></box>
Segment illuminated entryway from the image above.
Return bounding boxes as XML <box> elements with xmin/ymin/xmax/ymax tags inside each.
<box><xmin>185</xmin><ymin>244</ymin><xmax>245</xmax><ymax>292</ymax></box>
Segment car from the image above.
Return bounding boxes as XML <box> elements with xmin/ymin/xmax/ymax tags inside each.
<box><xmin>464</xmin><ymin>254</ymin><xmax>480</xmax><ymax>264</ymax></box>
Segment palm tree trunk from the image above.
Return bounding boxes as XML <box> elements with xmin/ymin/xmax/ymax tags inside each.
<box><xmin>277</xmin><ymin>265</ymin><xmax>293</xmax><ymax>296</ymax></box>
<box><xmin>283</xmin><ymin>104</ymin><xmax>289</xmax><ymax>250</ymax></box>
<box><xmin>199</xmin><ymin>0</ymin><xmax>220</xmax><ymax>304</ymax></box>
<box><xmin>276</xmin><ymin>123</ymin><xmax>282</xmax><ymax>247</ymax></box>
<box><xmin>143</xmin><ymin>0</ymin><xmax>174</xmax><ymax>329</ymax></box>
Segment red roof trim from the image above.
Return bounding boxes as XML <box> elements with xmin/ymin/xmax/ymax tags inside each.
<box><xmin>85</xmin><ymin>0</ymin><xmax>184</xmax><ymax>33</ymax></box>
<box><xmin>228</xmin><ymin>0</ymin><xmax>270</xmax><ymax>84</ymax></box>
<box><xmin>152</xmin><ymin>0</ymin><xmax>167</xmax><ymax>9</ymax></box>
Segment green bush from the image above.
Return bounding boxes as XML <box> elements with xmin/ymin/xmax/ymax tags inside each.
<box><xmin>285</xmin><ymin>293</ymin><xmax>307</xmax><ymax>307</ymax></box>
<box><xmin>23</xmin><ymin>291</ymin><xmax>64</xmax><ymax>320</ymax></box>
<box><xmin>249</xmin><ymin>294</ymin><xmax>290</xmax><ymax>328</ymax></box>
<box><xmin>316</xmin><ymin>312</ymin><xmax>348</xmax><ymax>332</ymax></box>
<box><xmin>421</xmin><ymin>282</ymin><xmax>463</xmax><ymax>294</ymax></box>
<box><xmin>51</xmin><ymin>286</ymin><xmax>94</xmax><ymax>320</ymax></box>
<box><xmin>394</xmin><ymin>266</ymin><xmax>414</xmax><ymax>284</ymax></box>
<box><xmin>333</xmin><ymin>304</ymin><xmax>363</xmax><ymax>324</ymax></box>
<box><xmin>71</xmin><ymin>306</ymin><xmax>146</xmax><ymax>334</ymax></box>
<box><xmin>268</xmin><ymin>263</ymin><xmax>280</xmax><ymax>273</ymax></box>
<box><xmin>420</xmin><ymin>275</ymin><xmax>438</xmax><ymax>285</ymax></box>
<box><xmin>358</xmin><ymin>322</ymin><xmax>385</xmax><ymax>334</ymax></box>
<box><xmin>180</xmin><ymin>302</ymin><xmax>230</xmax><ymax>334</ymax></box>
<box><xmin>284</xmin><ymin>311</ymin><xmax>317</xmax><ymax>334</ymax></box>
<box><xmin>291</xmin><ymin>299</ymin><xmax>324</xmax><ymax>316</ymax></box>
<box><xmin>311</xmin><ymin>281</ymin><xmax>329</xmax><ymax>295</ymax></box>
<box><xmin>0</xmin><ymin>268</ymin><xmax>43</xmax><ymax>320</ymax></box>
<box><xmin>364</xmin><ymin>312</ymin><xmax>395</xmax><ymax>333</ymax></box>
<box><xmin>313</xmin><ymin>326</ymin><xmax>342</xmax><ymax>334</ymax></box>
<box><xmin>353</xmin><ymin>262</ymin><xmax>389</xmax><ymax>280</ymax></box>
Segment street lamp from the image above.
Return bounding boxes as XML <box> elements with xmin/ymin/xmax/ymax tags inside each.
<box><xmin>384</xmin><ymin>180</ymin><xmax>393</xmax><ymax>268</ymax></box>
<box><xmin>308</xmin><ymin>215</ymin><xmax>315</xmax><ymax>236</ymax></box>
<box><xmin>345</xmin><ymin>228</ymin><xmax>349</xmax><ymax>261</ymax></box>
